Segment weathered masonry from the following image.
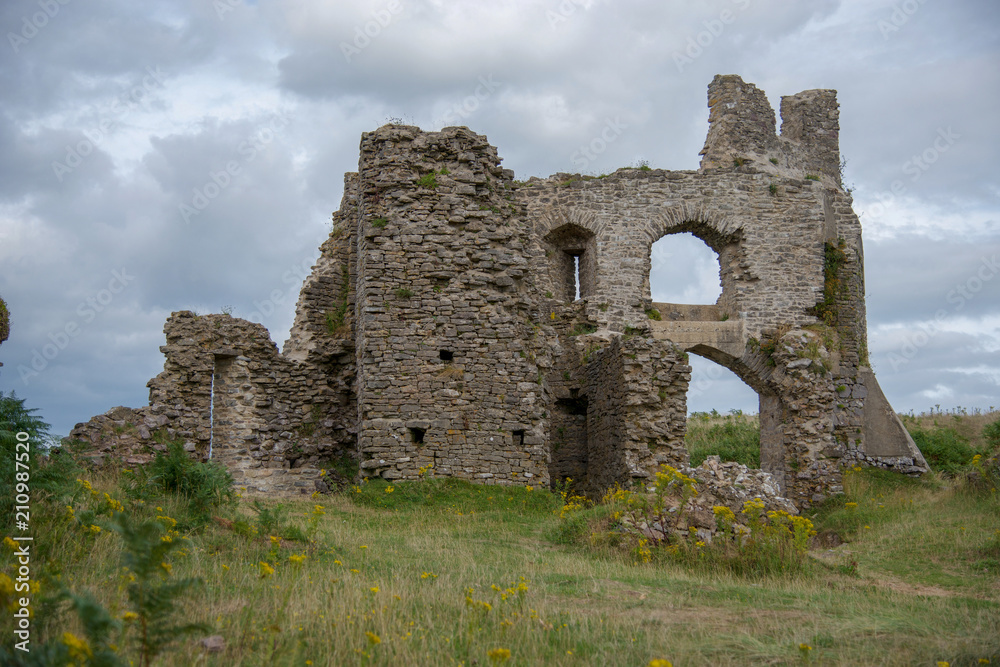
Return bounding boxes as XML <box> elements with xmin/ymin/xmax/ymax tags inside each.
<box><xmin>71</xmin><ymin>75</ymin><xmax>927</xmax><ymax>509</ymax></box>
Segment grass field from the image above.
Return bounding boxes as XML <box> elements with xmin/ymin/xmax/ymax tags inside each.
<box><xmin>1</xmin><ymin>411</ymin><xmax>998</xmax><ymax>666</ymax></box>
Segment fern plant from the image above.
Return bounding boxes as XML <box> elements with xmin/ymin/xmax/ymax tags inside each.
<box><xmin>109</xmin><ymin>513</ymin><xmax>210</xmax><ymax>666</ymax></box>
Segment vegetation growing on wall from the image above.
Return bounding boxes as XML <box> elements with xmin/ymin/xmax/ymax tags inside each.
<box><xmin>811</xmin><ymin>239</ymin><xmax>847</xmax><ymax>327</ymax></box>
<box><xmin>324</xmin><ymin>265</ymin><xmax>351</xmax><ymax>336</ymax></box>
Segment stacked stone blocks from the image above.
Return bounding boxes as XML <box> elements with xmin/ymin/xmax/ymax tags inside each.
<box><xmin>69</xmin><ymin>75</ymin><xmax>927</xmax><ymax>507</ymax></box>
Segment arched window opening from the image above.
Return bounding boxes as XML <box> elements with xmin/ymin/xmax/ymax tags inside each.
<box><xmin>649</xmin><ymin>232</ymin><xmax>721</xmax><ymax>305</ymax></box>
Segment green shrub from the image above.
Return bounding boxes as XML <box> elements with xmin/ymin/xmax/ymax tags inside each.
<box><xmin>0</xmin><ymin>296</ymin><xmax>8</xmax><ymax>343</ymax></box>
<box><xmin>909</xmin><ymin>427</ymin><xmax>979</xmax><ymax>474</ymax></box>
<box><xmin>983</xmin><ymin>418</ymin><xmax>1000</xmax><ymax>452</ymax></box>
<box><xmin>568</xmin><ymin>323</ymin><xmax>597</xmax><ymax>336</ymax></box>
<box><xmin>0</xmin><ymin>391</ymin><xmax>78</xmax><ymax>532</ymax></box>
<box><xmin>108</xmin><ymin>513</ymin><xmax>210</xmax><ymax>664</ymax></box>
<box><xmin>593</xmin><ymin>468</ymin><xmax>815</xmax><ymax>578</ymax></box>
<box><xmin>0</xmin><ymin>591</ymin><xmax>124</xmax><ymax>667</ymax></box>
<box><xmin>122</xmin><ymin>442</ymin><xmax>235</xmax><ymax>524</ymax></box>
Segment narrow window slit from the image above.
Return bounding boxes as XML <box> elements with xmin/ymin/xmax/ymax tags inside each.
<box><xmin>573</xmin><ymin>254</ymin><xmax>581</xmax><ymax>300</ymax></box>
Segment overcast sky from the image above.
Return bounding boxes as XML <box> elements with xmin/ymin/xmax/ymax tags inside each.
<box><xmin>1</xmin><ymin>0</ymin><xmax>998</xmax><ymax>436</ymax></box>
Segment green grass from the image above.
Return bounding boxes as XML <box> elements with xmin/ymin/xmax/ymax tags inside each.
<box><xmin>686</xmin><ymin>412</ymin><xmax>760</xmax><ymax>467</ymax></box>
<box><xmin>5</xmin><ymin>459</ymin><xmax>997</xmax><ymax>666</ymax></box>
<box><xmin>2</xmin><ymin>413</ymin><xmax>999</xmax><ymax>665</ymax></box>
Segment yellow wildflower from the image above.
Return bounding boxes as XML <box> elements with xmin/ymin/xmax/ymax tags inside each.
<box><xmin>259</xmin><ymin>562</ymin><xmax>275</xmax><ymax>578</ymax></box>
<box><xmin>62</xmin><ymin>633</ymin><xmax>92</xmax><ymax>661</ymax></box>
<box><xmin>122</xmin><ymin>612</ymin><xmax>139</xmax><ymax>623</ymax></box>
<box><xmin>365</xmin><ymin>631</ymin><xmax>381</xmax><ymax>645</ymax></box>
<box><xmin>648</xmin><ymin>661</ymin><xmax>672</xmax><ymax>667</ymax></box>
<box><xmin>289</xmin><ymin>553</ymin><xmax>307</xmax><ymax>564</ymax></box>
<box><xmin>160</xmin><ymin>562</ymin><xmax>172</xmax><ymax>575</ymax></box>
<box><xmin>3</xmin><ymin>537</ymin><xmax>17</xmax><ymax>550</ymax></box>
<box><xmin>0</xmin><ymin>573</ymin><xmax>15</xmax><ymax>596</ymax></box>
<box><xmin>488</xmin><ymin>647</ymin><xmax>511</xmax><ymax>662</ymax></box>
<box><xmin>712</xmin><ymin>505</ymin><xmax>736</xmax><ymax>523</ymax></box>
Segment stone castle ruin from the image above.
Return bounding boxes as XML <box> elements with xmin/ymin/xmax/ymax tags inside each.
<box><xmin>71</xmin><ymin>75</ymin><xmax>927</xmax><ymax>509</ymax></box>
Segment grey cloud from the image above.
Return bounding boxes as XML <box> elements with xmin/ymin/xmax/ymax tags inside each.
<box><xmin>2</xmin><ymin>0</ymin><xmax>1000</xmax><ymax>434</ymax></box>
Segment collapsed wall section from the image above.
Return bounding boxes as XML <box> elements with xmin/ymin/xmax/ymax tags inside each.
<box><xmin>582</xmin><ymin>335</ymin><xmax>690</xmax><ymax>497</ymax></box>
<box><xmin>353</xmin><ymin>126</ymin><xmax>550</xmax><ymax>484</ymax></box>
<box><xmin>72</xmin><ymin>312</ymin><xmax>353</xmax><ymax>493</ymax></box>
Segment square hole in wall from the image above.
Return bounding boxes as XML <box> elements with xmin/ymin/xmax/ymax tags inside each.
<box><xmin>439</xmin><ymin>350</ymin><xmax>454</xmax><ymax>361</ymax></box>
<box><xmin>512</xmin><ymin>430</ymin><xmax>525</xmax><ymax>447</ymax></box>
<box><xmin>409</xmin><ymin>427</ymin><xmax>426</xmax><ymax>444</ymax></box>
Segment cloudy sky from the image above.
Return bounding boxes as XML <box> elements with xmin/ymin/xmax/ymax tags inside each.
<box><xmin>1</xmin><ymin>0</ymin><xmax>998</xmax><ymax>436</ymax></box>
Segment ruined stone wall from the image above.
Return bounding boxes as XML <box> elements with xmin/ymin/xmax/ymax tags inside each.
<box><xmin>519</xmin><ymin>170</ymin><xmax>830</xmax><ymax>339</ymax></box>
<box><xmin>70</xmin><ymin>74</ymin><xmax>926</xmax><ymax>507</ymax></box>
<box><xmin>582</xmin><ymin>336</ymin><xmax>690</xmax><ymax>497</ymax></box>
<box><xmin>72</xmin><ymin>311</ymin><xmax>352</xmax><ymax>492</ymax></box>
<box><xmin>352</xmin><ymin>126</ymin><xmax>550</xmax><ymax>485</ymax></box>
